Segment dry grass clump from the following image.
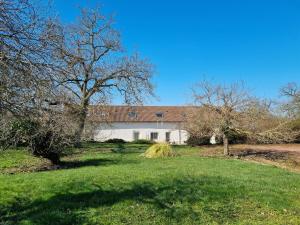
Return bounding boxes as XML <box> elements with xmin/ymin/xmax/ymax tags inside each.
<box><xmin>142</xmin><ymin>143</ymin><xmax>176</xmax><ymax>158</ymax></box>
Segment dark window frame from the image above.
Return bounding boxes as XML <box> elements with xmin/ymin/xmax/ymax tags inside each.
<box><xmin>155</xmin><ymin>112</ymin><xmax>164</xmax><ymax>118</ymax></box>
<box><xmin>165</xmin><ymin>132</ymin><xmax>171</xmax><ymax>142</ymax></box>
<box><xmin>150</xmin><ymin>132</ymin><xmax>158</xmax><ymax>140</ymax></box>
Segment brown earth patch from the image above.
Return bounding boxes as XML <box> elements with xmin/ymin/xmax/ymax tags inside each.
<box><xmin>199</xmin><ymin>144</ymin><xmax>300</xmax><ymax>173</ymax></box>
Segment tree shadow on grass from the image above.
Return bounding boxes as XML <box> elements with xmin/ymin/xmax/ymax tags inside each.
<box><xmin>60</xmin><ymin>158</ymin><xmax>122</xmax><ymax>169</ymax></box>
<box><xmin>110</xmin><ymin>143</ymin><xmax>148</xmax><ymax>154</ymax></box>
<box><xmin>0</xmin><ymin>175</ymin><xmax>277</xmax><ymax>225</ymax></box>
<box><xmin>33</xmin><ymin>157</ymin><xmax>140</xmax><ymax>173</ymax></box>
<box><xmin>66</xmin><ymin>143</ymin><xmax>148</xmax><ymax>156</ymax></box>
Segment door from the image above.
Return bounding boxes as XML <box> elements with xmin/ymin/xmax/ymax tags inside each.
<box><xmin>165</xmin><ymin>132</ymin><xmax>171</xmax><ymax>142</ymax></box>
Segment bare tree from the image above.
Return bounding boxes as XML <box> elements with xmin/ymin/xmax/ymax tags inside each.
<box><xmin>46</xmin><ymin>8</ymin><xmax>154</xmax><ymax>144</ymax></box>
<box><xmin>0</xmin><ymin>0</ymin><xmax>54</xmax><ymax>115</ymax></box>
<box><xmin>280</xmin><ymin>82</ymin><xmax>300</xmax><ymax>118</ymax></box>
<box><xmin>0</xmin><ymin>0</ymin><xmax>76</xmax><ymax>164</ymax></box>
<box><xmin>238</xmin><ymin>99</ymin><xmax>299</xmax><ymax>144</ymax></box>
<box><xmin>190</xmin><ymin>80</ymin><xmax>299</xmax><ymax>155</ymax></box>
<box><xmin>191</xmin><ymin>81</ymin><xmax>253</xmax><ymax>155</ymax></box>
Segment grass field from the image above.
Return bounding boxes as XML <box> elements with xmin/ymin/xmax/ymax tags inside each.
<box><xmin>0</xmin><ymin>143</ymin><xmax>300</xmax><ymax>225</ymax></box>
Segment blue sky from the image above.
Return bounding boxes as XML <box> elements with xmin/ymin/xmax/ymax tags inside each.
<box><xmin>52</xmin><ymin>0</ymin><xmax>300</xmax><ymax>105</ymax></box>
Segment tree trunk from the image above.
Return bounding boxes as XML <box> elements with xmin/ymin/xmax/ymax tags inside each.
<box><xmin>74</xmin><ymin>104</ymin><xmax>88</xmax><ymax>147</ymax></box>
<box><xmin>223</xmin><ymin>133</ymin><xmax>229</xmax><ymax>155</ymax></box>
<box><xmin>46</xmin><ymin>152</ymin><xmax>60</xmax><ymax>165</ymax></box>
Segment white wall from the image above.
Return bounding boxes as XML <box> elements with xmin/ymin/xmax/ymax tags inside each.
<box><xmin>93</xmin><ymin>122</ymin><xmax>188</xmax><ymax>144</ymax></box>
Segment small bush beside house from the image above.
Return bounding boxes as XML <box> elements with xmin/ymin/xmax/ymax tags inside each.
<box><xmin>104</xmin><ymin>139</ymin><xmax>127</xmax><ymax>144</ymax></box>
<box><xmin>131</xmin><ymin>139</ymin><xmax>155</xmax><ymax>144</ymax></box>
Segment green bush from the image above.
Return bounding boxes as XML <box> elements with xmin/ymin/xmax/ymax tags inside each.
<box><xmin>131</xmin><ymin>139</ymin><xmax>155</xmax><ymax>144</ymax></box>
<box><xmin>186</xmin><ymin>136</ymin><xmax>211</xmax><ymax>146</ymax></box>
<box><xmin>141</xmin><ymin>143</ymin><xmax>176</xmax><ymax>158</ymax></box>
<box><xmin>104</xmin><ymin>138</ymin><xmax>127</xmax><ymax>144</ymax></box>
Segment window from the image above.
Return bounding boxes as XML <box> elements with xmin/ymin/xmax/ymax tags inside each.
<box><xmin>165</xmin><ymin>132</ymin><xmax>171</xmax><ymax>142</ymax></box>
<box><xmin>133</xmin><ymin>131</ymin><xmax>139</xmax><ymax>141</ymax></box>
<box><xmin>128</xmin><ymin>111</ymin><xmax>137</xmax><ymax>118</ymax></box>
<box><xmin>150</xmin><ymin>132</ymin><xmax>158</xmax><ymax>141</ymax></box>
<box><xmin>155</xmin><ymin>112</ymin><xmax>164</xmax><ymax>118</ymax></box>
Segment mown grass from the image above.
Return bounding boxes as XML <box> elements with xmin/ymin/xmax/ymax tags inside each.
<box><xmin>0</xmin><ymin>149</ymin><xmax>50</xmax><ymax>173</ymax></box>
<box><xmin>0</xmin><ymin>142</ymin><xmax>300</xmax><ymax>225</ymax></box>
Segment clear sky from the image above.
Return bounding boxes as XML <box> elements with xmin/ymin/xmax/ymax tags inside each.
<box><xmin>51</xmin><ymin>0</ymin><xmax>300</xmax><ymax>105</ymax></box>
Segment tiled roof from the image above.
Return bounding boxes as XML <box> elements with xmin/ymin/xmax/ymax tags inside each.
<box><xmin>88</xmin><ymin>105</ymin><xmax>194</xmax><ymax>122</ymax></box>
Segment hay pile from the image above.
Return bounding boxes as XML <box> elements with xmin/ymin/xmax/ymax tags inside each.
<box><xmin>142</xmin><ymin>143</ymin><xmax>176</xmax><ymax>158</ymax></box>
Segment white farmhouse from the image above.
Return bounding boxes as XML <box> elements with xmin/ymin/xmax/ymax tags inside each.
<box><xmin>88</xmin><ymin>106</ymin><xmax>190</xmax><ymax>144</ymax></box>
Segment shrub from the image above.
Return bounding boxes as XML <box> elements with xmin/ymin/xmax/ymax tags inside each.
<box><xmin>227</xmin><ymin>129</ymin><xmax>247</xmax><ymax>144</ymax></box>
<box><xmin>141</xmin><ymin>143</ymin><xmax>176</xmax><ymax>158</ymax></box>
<box><xmin>131</xmin><ymin>139</ymin><xmax>155</xmax><ymax>144</ymax></box>
<box><xmin>104</xmin><ymin>138</ymin><xmax>126</xmax><ymax>144</ymax></box>
<box><xmin>0</xmin><ymin>117</ymin><xmax>74</xmax><ymax>165</ymax></box>
<box><xmin>0</xmin><ymin>119</ymin><xmax>37</xmax><ymax>148</ymax></box>
<box><xmin>29</xmin><ymin>129</ymin><xmax>72</xmax><ymax>165</ymax></box>
<box><xmin>186</xmin><ymin>129</ymin><xmax>247</xmax><ymax>146</ymax></box>
<box><xmin>289</xmin><ymin>119</ymin><xmax>300</xmax><ymax>143</ymax></box>
<box><xmin>186</xmin><ymin>136</ymin><xmax>211</xmax><ymax>146</ymax></box>
<box><xmin>215</xmin><ymin>130</ymin><xmax>248</xmax><ymax>144</ymax></box>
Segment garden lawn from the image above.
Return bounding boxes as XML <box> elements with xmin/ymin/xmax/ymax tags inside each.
<box><xmin>0</xmin><ymin>143</ymin><xmax>300</xmax><ymax>225</ymax></box>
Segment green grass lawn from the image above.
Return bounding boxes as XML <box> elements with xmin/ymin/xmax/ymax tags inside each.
<box><xmin>0</xmin><ymin>143</ymin><xmax>300</xmax><ymax>225</ymax></box>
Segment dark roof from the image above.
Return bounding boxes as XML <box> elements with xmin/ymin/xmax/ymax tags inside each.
<box><xmin>87</xmin><ymin>105</ymin><xmax>194</xmax><ymax>122</ymax></box>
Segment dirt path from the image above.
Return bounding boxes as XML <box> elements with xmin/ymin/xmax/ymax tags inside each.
<box><xmin>200</xmin><ymin>144</ymin><xmax>300</xmax><ymax>173</ymax></box>
<box><xmin>233</xmin><ymin>144</ymin><xmax>300</xmax><ymax>153</ymax></box>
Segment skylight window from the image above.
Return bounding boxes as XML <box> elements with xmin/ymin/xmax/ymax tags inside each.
<box><xmin>128</xmin><ymin>111</ymin><xmax>137</xmax><ymax>118</ymax></box>
<box><xmin>155</xmin><ymin>112</ymin><xmax>164</xmax><ymax>118</ymax></box>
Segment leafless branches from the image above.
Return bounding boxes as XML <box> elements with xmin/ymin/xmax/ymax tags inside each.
<box><xmin>46</xmin><ymin>7</ymin><xmax>154</xmax><ymax>142</ymax></box>
<box><xmin>280</xmin><ymin>82</ymin><xmax>300</xmax><ymax>118</ymax></box>
<box><xmin>190</xmin><ymin>81</ymin><xmax>253</xmax><ymax>154</ymax></box>
<box><xmin>189</xmin><ymin>80</ymin><xmax>300</xmax><ymax>155</ymax></box>
<box><xmin>0</xmin><ymin>1</ymin><xmax>154</xmax><ymax>158</ymax></box>
<box><xmin>0</xmin><ymin>0</ymin><xmax>77</xmax><ymax>163</ymax></box>
<box><xmin>0</xmin><ymin>0</ymin><xmax>54</xmax><ymax>115</ymax></box>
